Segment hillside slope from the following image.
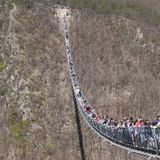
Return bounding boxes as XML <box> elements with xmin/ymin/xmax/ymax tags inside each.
<box><xmin>0</xmin><ymin>1</ymin><xmax>79</xmax><ymax>160</ymax></box>
<box><xmin>70</xmin><ymin>11</ymin><xmax>160</xmax><ymax>120</ymax></box>
<box><xmin>0</xmin><ymin>0</ymin><xmax>160</xmax><ymax>160</ymax></box>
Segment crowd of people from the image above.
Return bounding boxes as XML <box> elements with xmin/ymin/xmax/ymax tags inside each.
<box><xmin>75</xmin><ymin>85</ymin><xmax>160</xmax><ymax>128</ymax></box>
<box><xmin>63</xmin><ymin>14</ymin><xmax>160</xmax><ymax>152</ymax></box>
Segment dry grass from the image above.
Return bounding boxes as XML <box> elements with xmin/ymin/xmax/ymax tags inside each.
<box><xmin>56</xmin><ymin>0</ymin><xmax>160</xmax><ymax>26</ymax></box>
<box><xmin>69</xmin><ymin>11</ymin><xmax>160</xmax><ymax>120</ymax></box>
<box><xmin>7</xmin><ymin>104</ymin><xmax>30</xmax><ymax>159</ymax></box>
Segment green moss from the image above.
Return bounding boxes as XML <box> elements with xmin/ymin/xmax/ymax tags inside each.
<box><xmin>8</xmin><ymin>105</ymin><xmax>29</xmax><ymax>142</ymax></box>
<box><xmin>11</xmin><ymin>120</ymin><xmax>29</xmax><ymax>141</ymax></box>
<box><xmin>16</xmin><ymin>148</ymin><xmax>26</xmax><ymax>158</ymax></box>
<box><xmin>10</xmin><ymin>119</ymin><xmax>29</xmax><ymax>158</ymax></box>
<box><xmin>45</xmin><ymin>143</ymin><xmax>55</xmax><ymax>155</ymax></box>
<box><xmin>0</xmin><ymin>61</ymin><xmax>6</xmax><ymax>72</ymax></box>
<box><xmin>8</xmin><ymin>105</ymin><xmax>29</xmax><ymax>159</ymax></box>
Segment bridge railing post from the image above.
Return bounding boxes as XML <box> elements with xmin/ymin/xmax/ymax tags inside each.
<box><xmin>152</xmin><ymin>127</ymin><xmax>159</xmax><ymax>155</ymax></box>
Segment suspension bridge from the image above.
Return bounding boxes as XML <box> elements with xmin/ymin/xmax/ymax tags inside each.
<box><xmin>63</xmin><ymin>14</ymin><xmax>160</xmax><ymax>160</ymax></box>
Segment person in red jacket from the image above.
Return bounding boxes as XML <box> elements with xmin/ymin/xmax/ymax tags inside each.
<box><xmin>135</xmin><ymin>117</ymin><xmax>143</xmax><ymax>127</ymax></box>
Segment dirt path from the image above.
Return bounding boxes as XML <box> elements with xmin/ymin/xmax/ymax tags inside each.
<box><xmin>55</xmin><ymin>7</ymin><xmax>71</xmax><ymax>31</ymax></box>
